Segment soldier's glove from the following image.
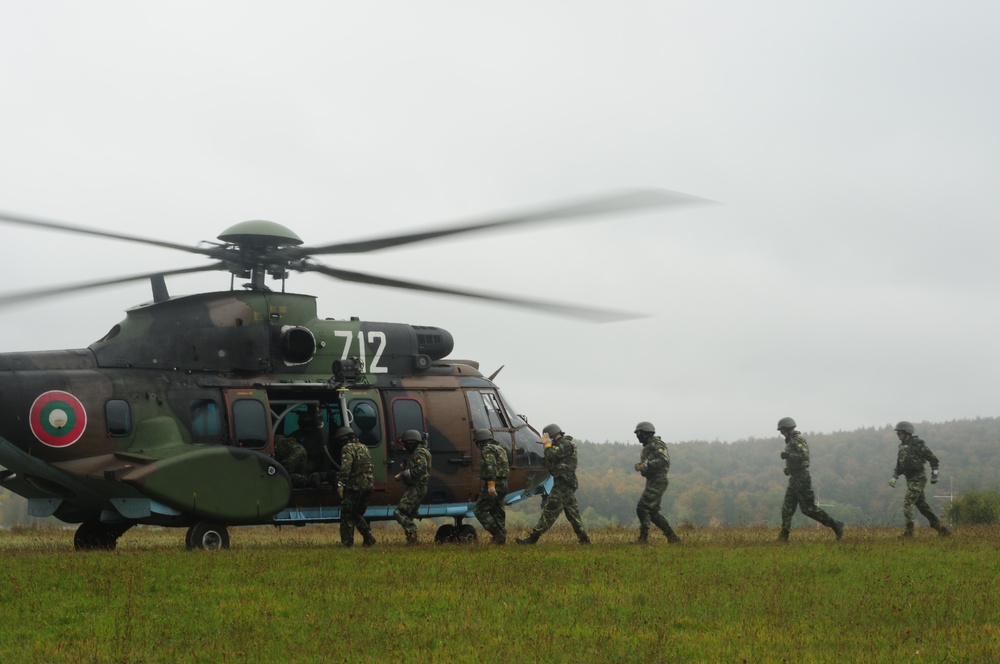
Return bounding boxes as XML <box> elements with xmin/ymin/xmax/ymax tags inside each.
<box><xmin>488</xmin><ymin>481</ymin><xmax>497</xmax><ymax>496</ymax></box>
<box><xmin>889</xmin><ymin>477</ymin><xmax>897</xmax><ymax>488</ymax></box>
<box><xmin>783</xmin><ymin>468</ymin><xmax>790</xmax><ymax>476</ymax></box>
<box><xmin>780</xmin><ymin>452</ymin><xmax>789</xmax><ymax>459</ymax></box>
<box><xmin>931</xmin><ymin>470</ymin><xmax>939</xmax><ymax>484</ymax></box>
<box><xmin>337</xmin><ymin>485</ymin><xmax>345</xmax><ymax>499</ymax></box>
<box><xmin>634</xmin><ymin>462</ymin><xmax>644</xmax><ymax>472</ymax></box>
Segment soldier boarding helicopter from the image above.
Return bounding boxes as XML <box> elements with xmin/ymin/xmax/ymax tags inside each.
<box><xmin>0</xmin><ymin>189</ymin><xmax>708</xmax><ymax>550</ymax></box>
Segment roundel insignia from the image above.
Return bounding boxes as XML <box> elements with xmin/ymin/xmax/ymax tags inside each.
<box><xmin>30</xmin><ymin>390</ymin><xmax>88</xmax><ymax>448</ymax></box>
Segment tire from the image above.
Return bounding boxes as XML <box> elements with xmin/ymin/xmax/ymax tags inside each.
<box><xmin>186</xmin><ymin>521</ymin><xmax>230</xmax><ymax>550</ymax></box>
<box><xmin>434</xmin><ymin>524</ymin><xmax>457</xmax><ymax>544</ymax></box>
<box><xmin>74</xmin><ymin>521</ymin><xmax>128</xmax><ymax>551</ymax></box>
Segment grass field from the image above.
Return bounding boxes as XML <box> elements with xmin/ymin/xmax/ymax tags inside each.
<box><xmin>1</xmin><ymin>523</ymin><xmax>998</xmax><ymax>663</ymax></box>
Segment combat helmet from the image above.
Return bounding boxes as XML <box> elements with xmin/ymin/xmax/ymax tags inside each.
<box><xmin>332</xmin><ymin>426</ymin><xmax>356</xmax><ymax>443</ymax></box>
<box><xmin>542</xmin><ymin>423</ymin><xmax>563</xmax><ymax>439</ymax></box>
<box><xmin>634</xmin><ymin>421</ymin><xmax>656</xmax><ymax>434</ymax></box>
<box><xmin>777</xmin><ymin>417</ymin><xmax>796</xmax><ymax>430</ymax></box>
<box><xmin>894</xmin><ymin>421</ymin><xmax>915</xmax><ymax>435</ymax></box>
<box><xmin>473</xmin><ymin>428</ymin><xmax>494</xmax><ymax>444</ymax></box>
<box><xmin>401</xmin><ymin>429</ymin><xmax>423</xmax><ymax>448</ymax></box>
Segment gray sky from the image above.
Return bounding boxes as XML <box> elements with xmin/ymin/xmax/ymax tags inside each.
<box><xmin>2</xmin><ymin>2</ymin><xmax>998</xmax><ymax>444</ymax></box>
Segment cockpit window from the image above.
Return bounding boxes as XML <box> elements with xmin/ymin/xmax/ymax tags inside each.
<box><xmin>467</xmin><ymin>390</ymin><xmax>509</xmax><ymax>429</ymax></box>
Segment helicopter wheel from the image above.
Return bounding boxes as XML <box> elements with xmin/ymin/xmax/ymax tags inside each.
<box><xmin>434</xmin><ymin>524</ymin><xmax>457</xmax><ymax>544</ymax></box>
<box><xmin>186</xmin><ymin>521</ymin><xmax>230</xmax><ymax>551</ymax></box>
<box><xmin>455</xmin><ymin>524</ymin><xmax>478</xmax><ymax>544</ymax></box>
<box><xmin>74</xmin><ymin>521</ymin><xmax>129</xmax><ymax>551</ymax></box>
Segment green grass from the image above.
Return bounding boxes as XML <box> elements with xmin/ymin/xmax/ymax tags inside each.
<box><xmin>1</xmin><ymin>524</ymin><xmax>998</xmax><ymax>662</ymax></box>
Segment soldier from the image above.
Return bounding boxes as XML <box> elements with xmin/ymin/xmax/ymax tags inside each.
<box><xmin>516</xmin><ymin>424</ymin><xmax>591</xmax><ymax>545</ymax></box>
<box><xmin>393</xmin><ymin>429</ymin><xmax>431</xmax><ymax>544</ymax></box>
<box><xmin>273</xmin><ymin>434</ymin><xmax>312</xmax><ymax>489</ymax></box>
<box><xmin>776</xmin><ymin>417</ymin><xmax>844</xmax><ymax>542</ymax></box>
<box><xmin>292</xmin><ymin>405</ymin><xmax>331</xmax><ymax>482</ymax></box>
<box><xmin>631</xmin><ymin>421</ymin><xmax>681</xmax><ymax>544</ymax></box>
<box><xmin>335</xmin><ymin>425</ymin><xmax>376</xmax><ymax>547</ymax></box>
<box><xmin>472</xmin><ymin>428</ymin><xmax>510</xmax><ymax>545</ymax></box>
<box><xmin>889</xmin><ymin>421</ymin><xmax>950</xmax><ymax>538</ymax></box>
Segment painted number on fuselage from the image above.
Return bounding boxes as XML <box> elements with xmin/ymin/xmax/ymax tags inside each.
<box><xmin>333</xmin><ymin>330</ymin><xmax>388</xmax><ymax>374</ymax></box>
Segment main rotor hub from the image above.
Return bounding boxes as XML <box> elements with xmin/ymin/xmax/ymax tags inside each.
<box><xmin>217</xmin><ymin>220</ymin><xmax>303</xmax><ymax>247</ymax></box>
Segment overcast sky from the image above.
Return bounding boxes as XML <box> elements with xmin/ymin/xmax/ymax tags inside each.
<box><xmin>1</xmin><ymin>2</ymin><xmax>998</xmax><ymax>444</ymax></box>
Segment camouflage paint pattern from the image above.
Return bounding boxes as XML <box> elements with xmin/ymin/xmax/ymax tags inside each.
<box><xmin>0</xmin><ymin>291</ymin><xmax>549</xmax><ymax>539</ymax></box>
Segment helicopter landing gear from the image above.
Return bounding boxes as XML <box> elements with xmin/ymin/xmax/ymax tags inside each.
<box><xmin>186</xmin><ymin>521</ymin><xmax>230</xmax><ymax>551</ymax></box>
<box><xmin>433</xmin><ymin>520</ymin><xmax>478</xmax><ymax>544</ymax></box>
<box><xmin>74</xmin><ymin>521</ymin><xmax>132</xmax><ymax>551</ymax></box>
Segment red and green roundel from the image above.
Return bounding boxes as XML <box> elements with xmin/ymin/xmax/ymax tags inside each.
<box><xmin>30</xmin><ymin>390</ymin><xmax>87</xmax><ymax>448</ymax></box>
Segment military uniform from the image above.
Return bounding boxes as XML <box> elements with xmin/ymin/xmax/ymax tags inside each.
<box><xmin>338</xmin><ymin>435</ymin><xmax>376</xmax><ymax>547</ymax></box>
<box><xmin>893</xmin><ymin>435</ymin><xmax>947</xmax><ymax>536</ymax></box>
<box><xmin>395</xmin><ymin>443</ymin><xmax>431</xmax><ymax>543</ymax></box>
<box><xmin>474</xmin><ymin>440</ymin><xmax>510</xmax><ymax>544</ymax></box>
<box><xmin>519</xmin><ymin>432</ymin><xmax>590</xmax><ymax>544</ymax></box>
<box><xmin>635</xmin><ymin>434</ymin><xmax>680</xmax><ymax>543</ymax></box>
<box><xmin>274</xmin><ymin>435</ymin><xmax>311</xmax><ymax>488</ymax></box>
<box><xmin>778</xmin><ymin>432</ymin><xmax>842</xmax><ymax>541</ymax></box>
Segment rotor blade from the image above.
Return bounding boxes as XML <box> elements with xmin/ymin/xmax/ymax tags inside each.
<box><xmin>302</xmin><ymin>188</ymin><xmax>713</xmax><ymax>256</ymax></box>
<box><xmin>0</xmin><ymin>210</ymin><xmax>219</xmax><ymax>257</ymax></box>
<box><xmin>303</xmin><ymin>262</ymin><xmax>643</xmax><ymax>322</ymax></box>
<box><xmin>0</xmin><ymin>263</ymin><xmax>226</xmax><ymax>308</ymax></box>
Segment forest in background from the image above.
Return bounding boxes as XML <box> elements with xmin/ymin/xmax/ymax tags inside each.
<box><xmin>3</xmin><ymin>416</ymin><xmax>999</xmax><ymax>527</ymax></box>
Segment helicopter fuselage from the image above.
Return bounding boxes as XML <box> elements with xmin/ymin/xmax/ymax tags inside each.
<box><xmin>0</xmin><ymin>291</ymin><xmax>548</xmax><ymax>545</ymax></box>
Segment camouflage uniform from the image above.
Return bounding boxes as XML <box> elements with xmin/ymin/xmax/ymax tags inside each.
<box><xmin>338</xmin><ymin>435</ymin><xmax>376</xmax><ymax>547</ymax></box>
<box><xmin>635</xmin><ymin>435</ymin><xmax>680</xmax><ymax>543</ymax></box>
<box><xmin>894</xmin><ymin>436</ymin><xmax>946</xmax><ymax>535</ymax></box>
<box><xmin>274</xmin><ymin>435</ymin><xmax>311</xmax><ymax>488</ymax></box>
<box><xmin>524</xmin><ymin>435</ymin><xmax>590</xmax><ymax>544</ymax></box>
<box><xmin>779</xmin><ymin>433</ymin><xmax>840</xmax><ymax>540</ymax></box>
<box><xmin>395</xmin><ymin>443</ymin><xmax>431</xmax><ymax>542</ymax></box>
<box><xmin>474</xmin><ymin>441</ymin><xmax>510</xmax><ymax>543</ymax></box>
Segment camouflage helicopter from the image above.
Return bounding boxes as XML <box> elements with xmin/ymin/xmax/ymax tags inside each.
<box><xmin>0</xmin><ymin>189</ymin><xmax>706</xmax><ymax>550</ymax></box>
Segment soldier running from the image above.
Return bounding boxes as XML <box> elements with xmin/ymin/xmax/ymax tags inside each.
<box><xmin>889</xmin><ymin>421</ymin><xmax>950</xmax><ymax>538</ymax></box>
<box><xmin>631</xmin><ymin>421</ymin><xmax>681</xmax><ymax>544</ymax></box>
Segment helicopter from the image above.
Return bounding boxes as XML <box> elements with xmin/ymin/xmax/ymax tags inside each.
<box><xmin>0</xmin><ymin>189</ymin><xmax>707</xmax><ymax>550</ymax></box>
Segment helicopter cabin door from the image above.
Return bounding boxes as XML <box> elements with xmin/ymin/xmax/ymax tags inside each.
<box><xmin>222</xmin><ymin>389</ymin><xmax>272</xmax><ymax>453</ymax></box>
<box><xmin>383</xmin><ymin>389</ymin><xmax>473</xmax><ymax>505</ymax></box>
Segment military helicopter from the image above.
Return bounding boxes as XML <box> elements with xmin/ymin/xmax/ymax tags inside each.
<box><xmin>0</xmin><ymin>189</ymin><xmax>707</xmax><ymax>550</ymax></box>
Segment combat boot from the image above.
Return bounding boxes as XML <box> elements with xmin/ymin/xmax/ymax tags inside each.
<box><xmin>666</xmin><ymin>532</ymin><xmax>682</xmax><ymax>544</ymax></box>
<box><xmin>630</xmin><ymin>528</ymin><xmax>650</xmax><ymax>545</ymax></box>
<box><xmin>491</xmin><ymin>531</ymin><xmax>507</xmax><ymax>545</ymax></box>
<box><xmin>832</xmin><ymin>520</ymin><xmax>845</xmax><ymax>541</ymax></box>
<box><xmin>938</xmin><ymin>525</ymin><xmax>951</xmax><ymax>537</ymax></box>
<box><xmin>900</xmin><ymin>526</ymin><xmax>914</xmax><ymax>539</ymax></box>
<box><xmin>776</xmin><ymin>529</ymin><xmax>789</xmax><ymax>543</ymax></box>
<box><xmin>515</xmin><ymin>532</ymin><xmax>539</xmax><ymax>545</ymax></box>
<box><xmin>578</xmin><ymin>535</ymin><xmax>591</xmax><ymax>545</ymax></box>
<box><xmin>405</xmin><ymin>531</ymin><xmax>418</xmax><ymax>546</ymax></box>
<box><xmin>362</xmin><ymin>534</ymin><xmax>377</xmax><ymax>547</ymax></box>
